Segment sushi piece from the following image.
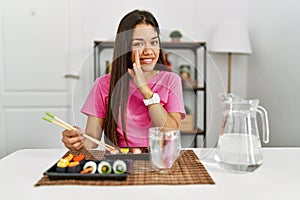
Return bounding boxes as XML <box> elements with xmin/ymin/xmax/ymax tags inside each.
<box><xmin>113</xmin><ymin>160</ymin><xmax>127</xmax><ymax>174</ymax></box>
<box><xmin>98</xmin><ymin>161</ymin><xmax>112</xmax><ymax>174</ymax></box>
<box><xmin>81</xmin><ymin>161</ymin><xmax>97</xmax><ymax>174</ymax></box>
<box><xmin>131</xmin><ymin>148</ymin><xmax>142</xmax><ymax>154</ymax></box>
<box><xmin>120</xmin><ymin>148</ymin><xmax>129</xmax><ymax>154</ymax></box>
<box><xmin>73</xmin><ymin>154</ymin><xmax>85</xmax><ymax>162</ymax></box>
<box><xmin>110</xmin><ymin>148</ymin><xmax>119</xmax><ymax>154</ymax></box>
<box><xmin>73</xmin><ymin>154</ymin><xmax>85</xmax><ymax>165</ymax></box>
<box><xmin>56</xmin><ymin>158</ymin><xmax>69</xmax><ymax>173</ymax></box>
<box><xmin>63</xmin><ymin>153</ymin><xmax>74</xmax><ymax>162</ymax></box>
<box><xmin>67</xmin><ymin>161</ymin><xmax>81</xmax><ymax>173</ymax></box>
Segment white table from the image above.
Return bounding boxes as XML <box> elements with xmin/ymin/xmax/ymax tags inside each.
<box><xmin>0</xmin><ymin>148</ymin><xmax>299</xmax><ymax>200</ymax></box>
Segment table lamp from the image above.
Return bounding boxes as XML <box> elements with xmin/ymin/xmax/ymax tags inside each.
<box><xmin>208</xmin><ymin>18</ymin><xmax>252</xmax><ymax>93</ymax></box>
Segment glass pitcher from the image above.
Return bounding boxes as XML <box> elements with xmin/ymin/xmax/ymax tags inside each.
<box><xmin>214</xmin><ymin>93</ymin><xmax>269</xmax><ymax>173</ymax></box>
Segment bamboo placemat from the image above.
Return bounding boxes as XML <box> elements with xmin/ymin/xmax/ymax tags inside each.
<box><xmin>35</xmin><ymin>149</ymin><xmax>214</xmax><ymax>186</ymax></box>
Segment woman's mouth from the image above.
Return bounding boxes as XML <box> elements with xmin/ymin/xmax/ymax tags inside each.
<box><xmin>140</xmin><ymin>58</ymin><xmax>154</xmax><ymax>65</ymax></box>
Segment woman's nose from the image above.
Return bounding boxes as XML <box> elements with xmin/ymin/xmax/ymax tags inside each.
<box><xmin>142</xmin><ymin>45</ymin><xmax>153</xmax><ymax>55</ymax></box>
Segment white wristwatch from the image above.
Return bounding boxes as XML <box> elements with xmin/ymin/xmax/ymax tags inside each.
<box><xmin>143</xmin><ymin>93</ymin><xmax>160</xmax><ymax>106</ymax></box>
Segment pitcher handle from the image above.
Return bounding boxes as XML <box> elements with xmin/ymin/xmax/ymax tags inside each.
<box><xmin>257</xmin><ymin>106</ymin><xmax>270</xmax><ymax>143</ymax></box>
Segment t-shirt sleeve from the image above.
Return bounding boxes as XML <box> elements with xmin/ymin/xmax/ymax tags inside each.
<box><xmin>80</xmin><ymin>76</ymin><xmax>109</xmax><ymax>118</ymax></box>
<box><xmin>164</xmin><ymin>73</ymin><xmax>186</xmax><ymax>119</ymax></box>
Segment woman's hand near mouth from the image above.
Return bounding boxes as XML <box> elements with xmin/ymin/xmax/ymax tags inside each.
<box><xmin>128</xmin><ymin>50</ymin><xmax>147</xmax><ymax>88</ymax></box>
<box><xmin>128</xmin><ymin>50</ymin><xmax>153</xmax><ymax>99</ymax></box>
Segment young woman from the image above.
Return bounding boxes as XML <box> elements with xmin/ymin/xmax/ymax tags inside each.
<box><xmin>62</xmin><ymin>10</ymin><xmax>185</xmax><ymax>150</ymax></box>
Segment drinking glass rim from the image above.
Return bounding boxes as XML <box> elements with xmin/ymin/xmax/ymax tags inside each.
<box><xmin>149</xmin><ymin>127</ymin><xmax>180</xmax><ymax>132</ymax></box>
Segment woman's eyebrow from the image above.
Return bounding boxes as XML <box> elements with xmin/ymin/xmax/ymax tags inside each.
<box><xmin>132</xmin><ymin>38</ymin><xmax>144</xmax><ymax>41</ymax></box>
<box><xmin>132</xmin><ymin>36</ymin><xmax>159</xmax><ymax>41</ymax></box>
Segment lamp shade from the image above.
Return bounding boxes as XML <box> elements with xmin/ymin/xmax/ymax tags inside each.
<box><xmin>208</xmin><ymin>19</ymin><xmax>252</xmax><ymax>54</ymax></box>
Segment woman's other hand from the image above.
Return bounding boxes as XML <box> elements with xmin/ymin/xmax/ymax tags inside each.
<box><xmin>61</xmin><ymin>127</ymin><xmax>85</xmax><ymax>150</ymax></box>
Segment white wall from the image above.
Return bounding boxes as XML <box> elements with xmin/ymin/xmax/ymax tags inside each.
<box><xmin>248</xmin><ymin>0</ymin><xmax>300</xmax><ymax>147</ymax></box>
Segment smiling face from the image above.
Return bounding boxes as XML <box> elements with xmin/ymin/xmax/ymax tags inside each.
<box><xmin>131</xmin><ymin>24</ymin><xmax>160</xmax><ymax>72</ymax></box>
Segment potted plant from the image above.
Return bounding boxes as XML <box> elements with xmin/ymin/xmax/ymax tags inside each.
<box><xmin>169</xmin><ymin>30</ymin><xmax>182</xmax><ymax>42</ymax></box>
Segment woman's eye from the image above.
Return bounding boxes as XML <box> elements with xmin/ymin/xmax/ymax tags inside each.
<box><xmin>133</xmin><ymin>42</ymin><xmax>144</xmax><ymax>47</ymax></box>
<box><xmin>151</xmin><ymin>40</ymin><xmax>159</xmax><ymax>46</ymax></box>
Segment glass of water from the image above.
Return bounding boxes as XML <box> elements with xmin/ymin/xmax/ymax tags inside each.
<box><xmin>149</xmin><ymin>127</ymin><xmax>181</xmax><ymax>172</ymax></box>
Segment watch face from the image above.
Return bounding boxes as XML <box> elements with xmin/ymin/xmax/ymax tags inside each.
<box><xmin>152</xmin><ymin>93</ymin><xmax>160</xmax><ymax>103</ymax></box>
<box><xmin>143</xmin><ymin>93</ymin><xmax>160</xmax><ymax>106</ymax></box>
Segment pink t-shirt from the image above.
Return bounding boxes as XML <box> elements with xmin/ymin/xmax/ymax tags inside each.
<box><xmin>81</xmin><ymin>71</ymin><xmax>186</xmax><ymax>147</ymax></box>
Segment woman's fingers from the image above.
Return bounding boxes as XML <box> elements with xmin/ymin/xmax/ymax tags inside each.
<box><xmin>127</xmin><ymin>68</ymin><xmax>134</xmax><ymax>78</ymax></box>
<box><xmin>62</xmin><ymin>129</ymin><xmax>76</xmax><ymax>138</ymax></box>
<box><xmin>64</xmin><ymin>142</ymin><xmax>83</xmax><ymax>151</ymax></box>
<box><xmin>70</xmin><ymin>141</ymin><xmax>84</xmax><ymax>150</ymax></box>
<box><xmin>129</xmin><ymin>50</ymin><xmax>148</xmax><ymax>88</ymax></box>
<box><xmin>133</xmin><ymin>51</ymin><xmax>143</xmax><ymax>74</ymax></box>
<box><xmin>67</xmin><ymin>134</ymin><xmax>84</xmax><ymax>144</ymax></box>
<box><xmin>135</xmin><ymin>50</ymin><xmax>140</xmax><ymax>66</ymax></box>
<box><xmin>62</xmin><ymin>137</ymin><xmax>84</xmax><ymax>150</ymax></box>
<box><xmin>62</xmin><ymin>129</ymin><xmax>84</xmax><ymax>150</ymax></box>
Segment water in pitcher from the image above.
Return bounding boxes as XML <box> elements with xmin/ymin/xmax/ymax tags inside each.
<box><xmin>215</xmin><ymin>133</ymin><xmax>263</xmax><ymax>172</ymax></box>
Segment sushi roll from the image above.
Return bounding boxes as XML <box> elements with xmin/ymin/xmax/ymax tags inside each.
<box><xmin>81</xmin><ymin>161</ymin><xmax>97</xmax><ymax>174</ymax></box>
<box><xmin>56</xmin><ymin>158</ymin><xmax>69</xmax><ymax>173</ymax></box>
<box><xmin>98</xmin><ymin>161</ymin><xmax>112</xmax><ymax>174</ymax></box>
<box><xmin>113</xmin><ymin>160</ymin><xmax>127</xmax><ymax>174</ymax></box>
<box><xmin>67</xmin><ymin>161</ymin><xmax>81</xmax><ymax>173</ymax></box>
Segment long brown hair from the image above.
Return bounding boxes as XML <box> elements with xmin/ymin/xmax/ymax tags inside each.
<box><xmin>103</xmin><ymin>10</ymin><xmax>166</xmax><ymax>146</ymax></box>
